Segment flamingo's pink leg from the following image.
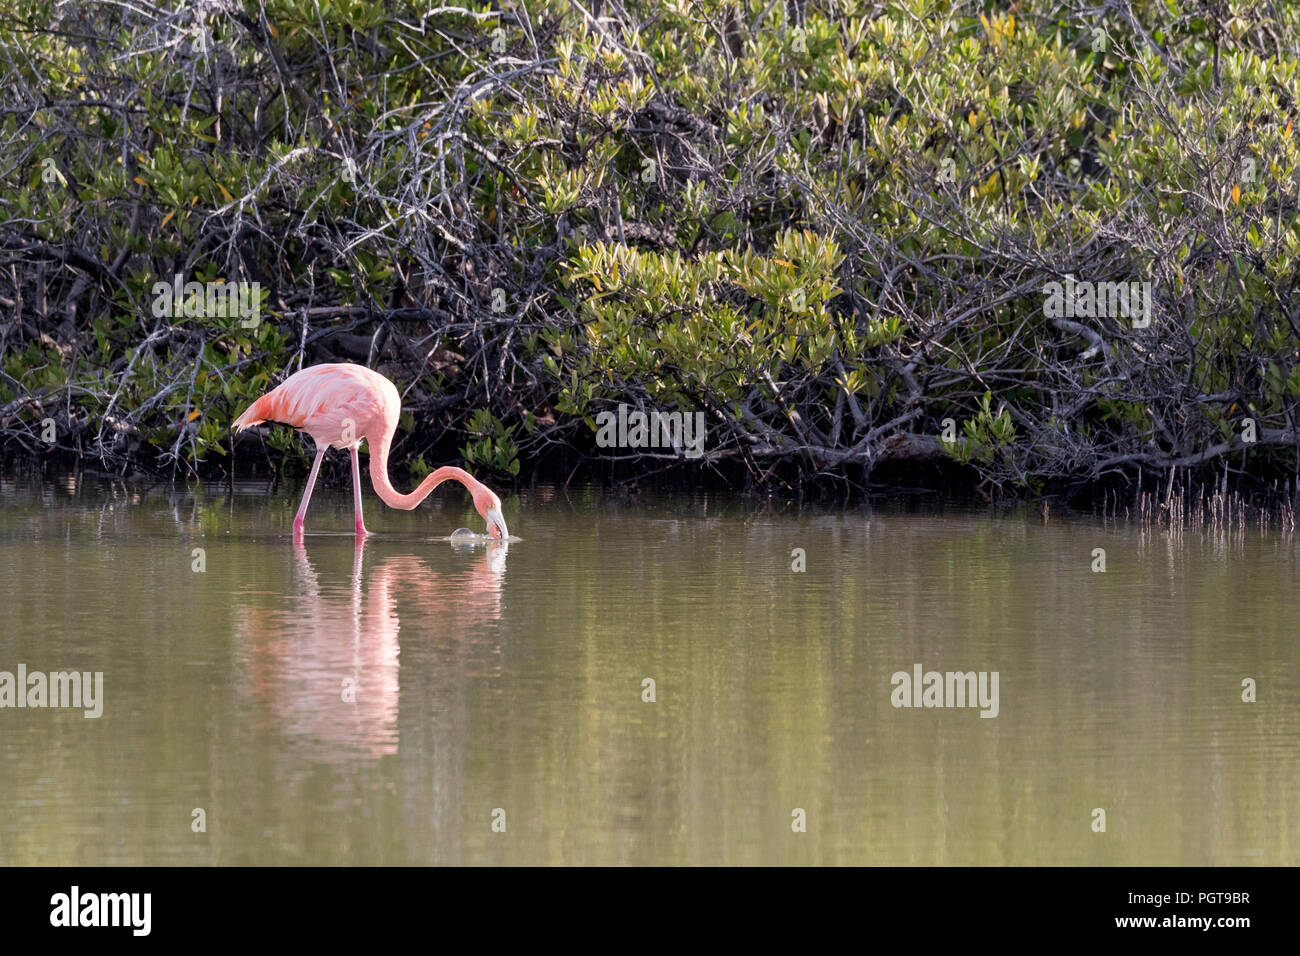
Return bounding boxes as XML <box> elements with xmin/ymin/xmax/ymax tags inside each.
<box><xmin>293</xmin><ymin>447</ymin><xmax>327</xmax><ymax>538</ymax></box>
<box><xmin>350</xmin><ymin>445</ymin><xmax>369</xmax><ymax>536</ymax></box>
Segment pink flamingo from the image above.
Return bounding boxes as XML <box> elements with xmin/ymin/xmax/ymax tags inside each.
<box><xmin>233</xmin><ymin>363</ymin><xmax>509</xmax><ymax>540</ymax></box>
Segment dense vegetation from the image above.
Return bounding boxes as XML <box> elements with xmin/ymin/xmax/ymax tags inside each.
<box><xmin>2</xmin><ymin>0</ymin><xmax>1299</xmax><ymax>501</ymax></box>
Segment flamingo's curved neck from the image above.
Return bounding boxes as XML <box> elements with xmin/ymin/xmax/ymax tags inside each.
<box><xmin>368</xmin><ymin>434</ymin><xmax>480</xmax><ymax>510</ymax></box>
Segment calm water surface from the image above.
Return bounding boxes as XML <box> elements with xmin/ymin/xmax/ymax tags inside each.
<box><xmin>0</xmin><ymin>473</ymin><xmax>1295</xmax><ymax>864</ymax></box>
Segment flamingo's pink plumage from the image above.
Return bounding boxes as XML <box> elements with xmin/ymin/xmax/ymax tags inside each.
<box><xmin>234</xmin><ymin>363</ymin><xmax>508</xmax><ymax>540</ymax></box>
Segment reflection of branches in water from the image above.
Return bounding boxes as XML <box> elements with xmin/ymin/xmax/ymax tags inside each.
<box><xmin>234</xmin><ymin>537</ymin><xmax>509</xmax><ymax>763</ymax></box>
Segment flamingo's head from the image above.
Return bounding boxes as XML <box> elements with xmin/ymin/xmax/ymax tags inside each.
<box><xmin>473</xmin><ymin>486</ymin><xmax>509</xmax><ymax>540</ymax></box>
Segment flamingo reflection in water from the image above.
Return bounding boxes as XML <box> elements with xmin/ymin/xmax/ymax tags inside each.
<box><xmin>235</xmin><ymin>537</ymin><xmax>509</xmax><ymax>762</ymax></box>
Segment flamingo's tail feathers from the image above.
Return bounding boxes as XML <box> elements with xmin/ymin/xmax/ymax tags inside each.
<box><xmin>232</xmin><ymin>392</ymin><xmax>276</xmax><ymax>432</ymax></box>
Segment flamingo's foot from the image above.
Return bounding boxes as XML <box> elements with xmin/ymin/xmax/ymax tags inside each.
<box><xmin>354</xmin><ymin>520</ymin><xmax>369</xmax><ymax>536</ymax></box>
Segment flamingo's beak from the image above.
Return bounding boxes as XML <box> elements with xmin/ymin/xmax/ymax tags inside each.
<box><xmin>486</xmin><ymin>507</ymin><xmax>508</xmax><ymax>540</ymax></box>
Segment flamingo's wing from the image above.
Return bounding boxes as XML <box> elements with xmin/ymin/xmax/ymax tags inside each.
<box><xmin>232</xmin><ymin>365</ymin><xmax>392</xmax><ymax>445</ymax></box>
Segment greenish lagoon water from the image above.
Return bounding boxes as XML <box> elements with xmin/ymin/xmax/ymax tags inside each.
<box><xmin>0</xmin><ymin>474</ymin><xmax>1295</xmax><ymax>864</ymax></box>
